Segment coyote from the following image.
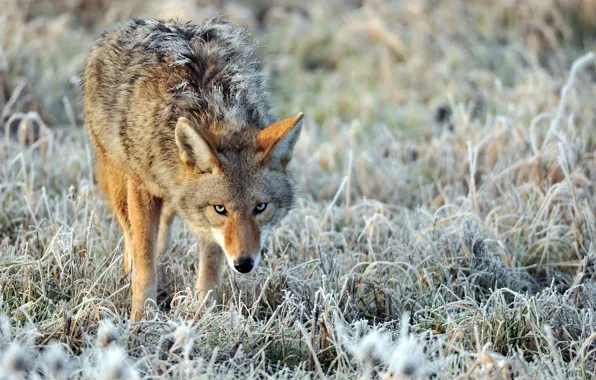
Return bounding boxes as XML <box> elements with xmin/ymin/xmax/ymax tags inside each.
<box><xmin>82</xmin><ymin>17</ymin><xmax>303</xmax><ymax>321</ymax></box>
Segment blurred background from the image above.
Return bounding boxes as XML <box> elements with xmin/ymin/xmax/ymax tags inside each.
<box><xmin>3</xmin><ymin>0</ymin><xmax>596</xmax><ymax>209</ymax></box>
<box><xmin>2</xmin><ymin>0</ymin><xmax>595</xmax><ymax>131</ymax></box>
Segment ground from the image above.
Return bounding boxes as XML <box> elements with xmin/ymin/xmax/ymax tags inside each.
<box><xmin>1</xmin><ymin>0</ymin><xmax>596</xmax><ymax>379</ymax></box>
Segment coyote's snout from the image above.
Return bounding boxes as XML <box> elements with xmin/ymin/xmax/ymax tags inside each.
<box><xmin>82</xmin><ymin>17</ymin><xmax>303</xmax><ymax>321</ymax></box>
<box><xmin>209</xmin><ymin>205</ymin><xmax>264</xmax><ymax>274</ymax></box>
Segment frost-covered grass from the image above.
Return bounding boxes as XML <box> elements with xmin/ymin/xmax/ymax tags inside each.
<box><xmin>1</xmin><ymin>0</ymin><xmax>596</xmax><ymax>378</ymax></box>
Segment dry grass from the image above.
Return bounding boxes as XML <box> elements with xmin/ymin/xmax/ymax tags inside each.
<box><xmin>1</xmin><ymin>0</ymin><xmax>596</xmax><ymax>378</ymax></box>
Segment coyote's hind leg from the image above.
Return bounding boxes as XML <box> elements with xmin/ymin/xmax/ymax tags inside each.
<box><xmin>96</xmin><ymin>154</ymin><xmax>133</xmax><ymax>276</ymax></box>
<box><xmin>157</xmin><ymin>202</ymin><xmax>175</xmax><ymax>258</ymax></box>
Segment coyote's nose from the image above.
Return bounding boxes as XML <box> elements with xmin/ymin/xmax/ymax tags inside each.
<box><xmin>234</xmin><ymin>257</ymin><xmax>254</xmax><ymax>273</ymax></box>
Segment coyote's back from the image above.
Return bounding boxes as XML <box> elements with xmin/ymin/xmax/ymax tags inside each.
<box><xmin>82</xmin><ymin>16</ymin><xmax>303</xmax><ymax>321</ymax></box>
<box><xmin>83</xmin><ymin>17</ymin><xmax>275</xmax><ymax>194</ymax></box>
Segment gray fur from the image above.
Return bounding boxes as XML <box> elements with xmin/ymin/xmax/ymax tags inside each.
<box><xmin>85</xmin><ymin>16</ymin><xmax>273</xmax><ymax>130</ymax></box>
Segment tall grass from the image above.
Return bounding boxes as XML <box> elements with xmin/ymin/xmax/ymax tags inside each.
<box><xmin>1</xmin><ymin>0</ymin><xmax>596</xmax><ymax>378</ymax></box>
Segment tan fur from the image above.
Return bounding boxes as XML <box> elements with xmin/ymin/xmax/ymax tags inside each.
<box><xmin>94</xmin><ymin>154</ymin><xmax>133</xmax><ymax>274</ymax></box>
<box><xmin>127</xmin><ymin>176</ymin><xmax>162</xmax><ymax>321</ymax></box>
<box><xmin>224</xmin><ymin>213</ymin><xmax>261</xmax><ymax>260</ymax></box>
<box><xmin>157</xmin><ymin>203</ymin><xmax>175</xmax><ymax>257</ymax></box>
<box><xmin>196</xmin><ymin>242</ymin><xmax>225</xmax><ymax>299</ymax></box>
<box><xmin>257</xmin><ymin>113</ymin><xmax>304</xmax><ymax>168</ymax></box>
<box><xmin>83</xmin><ymin>17</ymin><xmax>303</xmax><ymax>320</ymax></box>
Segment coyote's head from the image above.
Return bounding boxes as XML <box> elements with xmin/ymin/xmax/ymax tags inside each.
<box><xmin>172</xmin><ymin>113</ymin><xmax>303</xmax><ymax>274</ymax></box>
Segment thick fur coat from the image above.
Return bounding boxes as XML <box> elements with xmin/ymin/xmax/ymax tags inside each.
<box><xmin>83</xmin><ymin>16</ymin><xmax>303</xmax><ymax>320</ymax></box>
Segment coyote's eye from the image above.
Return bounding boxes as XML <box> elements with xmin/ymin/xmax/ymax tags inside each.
<box><xmin>254</xmin><ymin>203</ymin><xmax>267</xmax><ymax>215</ymax></box>
<box><xmin>214</xmin><ymin>205</ymin><xmax>227</xmax><ymax>216</ymax></box>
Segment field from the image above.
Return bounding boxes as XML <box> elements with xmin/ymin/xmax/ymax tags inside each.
<box><xmin>1</xmin><ymin>0</ymin><xmax>596</xmax><ymax>378</ymax></box>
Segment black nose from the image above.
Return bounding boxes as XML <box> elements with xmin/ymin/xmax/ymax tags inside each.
<box><xmin>234</xmin><ymin>257</ymin><xmax>254</xmax><ymax>273</ymax></box>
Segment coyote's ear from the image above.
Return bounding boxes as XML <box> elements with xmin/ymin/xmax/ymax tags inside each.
<box><xmin>257</xmin><ymin>113</ymin><xmax>304</xmax><ymax>169</ymax></box>
<box><xmin>175</xmin><ymin>117</ymin><xmax>220</xmax><ymax>173</ymax></box>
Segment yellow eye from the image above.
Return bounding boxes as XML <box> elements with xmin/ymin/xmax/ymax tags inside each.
<box><xmin>254</xmin><ymin>203</ymin><xmax>267</xmax><ymax>215</ymax></box>
<box><xmin>214</xmin><ymin>205</ymin><xmax>227</xmax><ymax>215</ymax></box>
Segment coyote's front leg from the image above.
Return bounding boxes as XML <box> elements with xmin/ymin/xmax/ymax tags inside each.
<box><xmin>196</xmin><ymin>241</ymin><xmax>224</xmax><ymax>303</ymax></box>
<box><xmin>127</xmin><ymin>176</ymin><xmax>162</xmax><ymax>321</ymax></box>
